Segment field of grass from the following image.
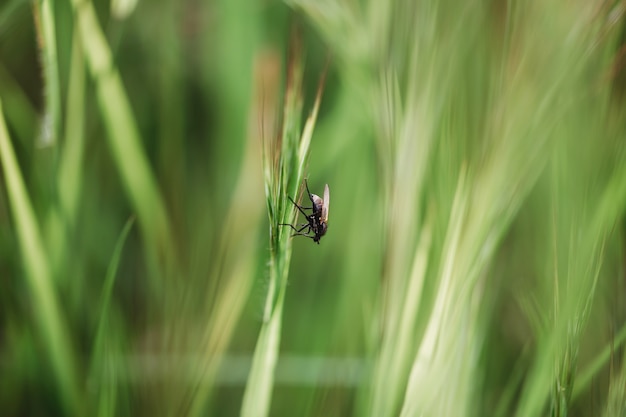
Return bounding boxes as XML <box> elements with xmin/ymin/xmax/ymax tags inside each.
<box><xmin>2</xmin><ymin>0</ymin><xmax>626</xmax><ymax>416</ymax></box>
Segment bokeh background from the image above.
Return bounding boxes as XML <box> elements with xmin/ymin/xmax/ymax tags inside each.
<box><xmin>2</xmin><ymin>0</ymin><xmax>626</xmax><ymax>416</ymax></box>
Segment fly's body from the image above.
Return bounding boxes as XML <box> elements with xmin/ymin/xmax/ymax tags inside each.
<box><xmin>280</xmin><ymin>180</ymin><xmax>330</xmax><ymax>244</ymax></box>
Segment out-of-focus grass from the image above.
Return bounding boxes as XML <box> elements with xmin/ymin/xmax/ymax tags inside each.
<box><xmin>0</xmin><ymin>98</ymin><xmax>80</xmax><ymax>414</ymax></box>
<box><xmin>2</xmin><ymin>0</ymin><xmax>626</xmax><ymax>416</ymax></box>
<box><xmin>33</xmin><ymin>0</ymin><xmax>61</xmax><ymax>146</ymax></box>
<box><xmin>68</xmin><ymin>0</ymin><xmax>173</xmax><ymax>271</ymax></box>
<box><xmin>87</xmin><ymin>217</ymin><xmax>133</xmax><ymax>417</ymax></box>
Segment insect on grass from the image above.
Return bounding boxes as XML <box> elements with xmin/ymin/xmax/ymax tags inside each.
<box><xmin>280</xmin><ymin>180</ymin><xmax>330</xmax><ymax>244</ymax></box>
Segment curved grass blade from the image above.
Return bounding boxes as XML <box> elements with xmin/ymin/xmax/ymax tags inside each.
<box><xmin>68</xmin><ymin>0</ymin><xmax>173</xmax><ymax>267</ymax></box>
<box><xmin>0</xmin><ymin>98</ymin><xmax>81</xmax><ymax>414</ymax></box>
<box><xmin>88</xmin><ymin>217</ymin><xmax>135</xmax><ymax>417</ymax></box>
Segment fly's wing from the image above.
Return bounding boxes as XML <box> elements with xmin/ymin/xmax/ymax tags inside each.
<box><xmin>311</xmin><ymin>194</ymin><xmax>323</xmax><ymax>214</ymax></box>
<box><xmin>322</xmin><ymin>184</ymin><xmax>330</xmax><ymax>222</ymax></box>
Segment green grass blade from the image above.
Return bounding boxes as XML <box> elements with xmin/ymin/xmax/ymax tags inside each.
<box><xmin>45</xmin><ymin>26</ymin><xmax>87</xmax><ymax>277</ymax></box>
<box><xmin>69</xmin><ymin>0</ymin><xmax>173</xmax><ymax>263</ymax></box>
<box><xmin>0</xmin><ymin>98</ymin><xmax>81</xmax><ymax>414</ymax></box>
<box><xmin>33</xmin><ymin>0</ymin><xmax>60</xmax><ymax>146</ymax></box>
<box><xmin>88</xmin><ymin>217</ymin><xmax>134</xmax><ymax>417</ymax></box>
<box><xmin>240</xmin><ymin>300</ymin><xmax>285</xmax><ymax>417</ymax></box>
<box><xmin>574</xmin><ymin>323</ymin><xmax>626</xmax><ymax>400</ymax></box>
<box><xmin>58</xmin><ymin>28</ymin><xmax>86</xmax><ymax>228</ymax></box>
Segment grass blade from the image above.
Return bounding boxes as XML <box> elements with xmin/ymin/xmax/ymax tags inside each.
<box><xmin>33</xmin><ymin>0</ymin><xmax>60</xmax><ymax>146</ymax></box>
<box><xmin>88</xmin><ymin>217</ymin><xmax>134</xmax><ymax>417</ymax></box>
<box><xmin>68</xmin><ymin>0</ymin><xmax>173</xmax><ymax>266</ymax></box>
<box><xmin>58</xmin><ymin>28</ymin><xmax>87</xmax><ymax>229</ymax></box>
<box><xmin>45</xmin><ymin>26</ymin><xmax>87</xmax><ymax>277</ymax></box>
<box><xmin>240</xmin><ymin>43</ymin><xmax>326</xmax><ymax>417</ymax></box>
<box><xmin>0</xmin><ymin>98</ymin><xmax>80</xmax><ymax>414</ymax></box>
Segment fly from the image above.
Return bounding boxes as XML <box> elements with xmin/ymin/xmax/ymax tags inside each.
<box><xmin>280</xmin><ymin>180</ymin><xmax>330</xmax><ymax>244</ymax></box>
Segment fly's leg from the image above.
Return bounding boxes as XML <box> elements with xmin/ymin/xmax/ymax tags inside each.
<box><xmin>279</xmin><ymin>222</ymin><xmax>312</xmax><ymax>235</ymax></box>
<box><xmin>291</xmin><ymin>232</ymin><xmax>316</xmax><ymax>240</ymax></box>
<box><xmin>304</xmin><ymin>179</ymin><xmax>315</xmax><ymax>206</ymax></box>
<box><xmin>287</xmin><ymin>196</ymin><xmax>313</xmax><ymax>219</ymax></box>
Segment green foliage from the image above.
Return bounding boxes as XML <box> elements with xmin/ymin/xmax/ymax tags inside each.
<box><xmin>1</xmin><ymin>0</ymin><xmax>626</xmax><ymax>416</ymax></box>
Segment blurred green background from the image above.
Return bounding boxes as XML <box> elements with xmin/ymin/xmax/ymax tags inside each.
<box><xmin>2</xmin><ymin>0</ymin><xmax>626</xmax><ymax>416</ymax></box>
